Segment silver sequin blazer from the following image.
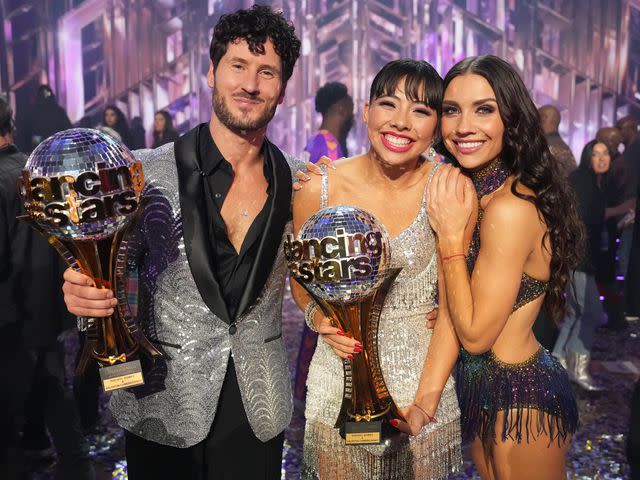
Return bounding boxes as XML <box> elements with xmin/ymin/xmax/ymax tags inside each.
<box><xmin>109</xmin><ymin>127</ymin><xmax>302</xmax><ymax>448</ymax></box>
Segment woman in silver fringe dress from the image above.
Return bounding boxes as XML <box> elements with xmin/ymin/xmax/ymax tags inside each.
<box><xmin>292</xmin><ymin>60</ymin><xmax>467</xmax><ymax>480</ymax></box>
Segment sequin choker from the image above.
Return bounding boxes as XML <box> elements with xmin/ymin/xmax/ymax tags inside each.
<box><xmin>468</xmin><ymin>158</ymin><xmax>510</xmax><ymax>199</ymax></box>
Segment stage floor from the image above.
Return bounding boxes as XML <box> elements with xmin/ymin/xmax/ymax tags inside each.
<box><xmin>29</xmin><ymin>285</ymin><xmax>638</xmax><ymax>479</ymax></box>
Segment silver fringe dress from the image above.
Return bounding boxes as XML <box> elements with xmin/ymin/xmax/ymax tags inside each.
<box><xmin>302</xmin><ymin>165</ymin><xmax>462</xmax><ymax>480</ymax></box>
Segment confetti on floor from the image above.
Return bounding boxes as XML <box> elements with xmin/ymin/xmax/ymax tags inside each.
<box><xmin>28</xmin><ymin>287</ymin><xmax>637</xmax><ymax>479</ymax></box>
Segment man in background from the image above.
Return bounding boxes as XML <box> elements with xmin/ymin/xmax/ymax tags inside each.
<box><xmin>539</xmin><ymin>104</ymin><xmax>576</xmax><ymax>176</ymax></box>
<box><xmin>293</xmin><ymin>82</ymin><xmax>353</xmax><ymax>404</ymax></box>
<box><xmin>304</xmin><ymin>81</ymin><xmax>354</xmax><ymax>163</ymax></box>
<box><xmin>596</xmin><ymin>126</ymin><xmax>629</xmax><ymax>330</ymax></box>
<box><xmin>0</xmin><ymin>97</ymin><xmax>93</xmax><ymax>479</ymax></box>
<box><xmin>16</xmin><ymin>85</ymin><xmax>71</xmax><ymax>153</ymax></box>
<box><xmin>615</xmin><ymin>115</ymin><xmax>639</xmax><ymax>320</ymax></box>
<box><xmin>533</xmin><ymin>105</ymin><xmax>575</xmax><ymax>350</ymax></box>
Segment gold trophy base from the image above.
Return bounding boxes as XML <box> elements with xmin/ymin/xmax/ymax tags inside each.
<box><xmin>98</xmin><ymin>359</ymin><xmax>145</xmax><ymax>392</ymax></box>
<box><xmin>295</xmin><ymin>268</ymin><xmax>404</xmax><ymax>446</ymax></box>
<box><xmin>344</xmin><ymin>420</ymin><xmax>383</xmax><ymax>445</ymax></box>
<box><xmin>18</xmin><ymin>216</ymin><xmax>163</xmax><ymax>392</ymax></box>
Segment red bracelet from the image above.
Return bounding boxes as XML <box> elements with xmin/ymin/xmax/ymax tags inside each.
<box><xmin>442</xmin><ymin>252</ymin><xmax>466</xmax><ymax>262</ymax></box>
<box><xmin>412</xmin><ymin>402</ymin><xmax>437</xmax><ymax>424</ymax></box>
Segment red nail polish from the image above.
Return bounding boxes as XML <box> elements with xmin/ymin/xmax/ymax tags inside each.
<box><xmin>354</xmin><ymin>346</ymin><xmax>362</xmax><ymax>353</ymax></box>
<box><xmin>355</xmin><ymin>342</ymin><xmax>362</xmax><ymax>348</ymax></box>
<box><xmin>390</xmin><ymin>419</ymin><xmax>399</xmax><ymax>427</ymax></box>
<box><xmin>347</xmin><ymin>354</ymin><xmax>353</xmax><ymax>359</ymax></box>
<box><xmin>336</xmin><ymin>330</ymin><xmax>345</xmax><ymax>336</ymax></box>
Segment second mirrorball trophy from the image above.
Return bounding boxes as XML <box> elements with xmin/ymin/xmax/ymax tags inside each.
<box><xmin>285</xmin><ymin>205</ymin><xmax>403</xmax><ymax>445</ymax></box>
<box><xmin>19</xmin><ymin>128</ymin><xmax>161</xmax><ymax>392</ymax></box>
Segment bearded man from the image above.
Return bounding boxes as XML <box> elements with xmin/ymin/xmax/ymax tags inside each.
<box><xmin>61</xmin><ymin>5</ymin><xmax>302</xmax><ymax>479</ymax></box>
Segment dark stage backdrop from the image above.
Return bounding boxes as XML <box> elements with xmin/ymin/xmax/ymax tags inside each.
<box><xmin>0</xmin><ymin>0</ymin><xmax>638</xmax><ymax>158</ymax></box>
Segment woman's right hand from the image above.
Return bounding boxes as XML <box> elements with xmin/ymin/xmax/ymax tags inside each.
<box><xmin>62</xmin><ymin>268</ymin><xmax>118</xmax><ymax>317</ymax></box>
<box><xmin>313</xmin><ymin>311</ymin><xmax>362</xmax><ymax>360</ymax></box>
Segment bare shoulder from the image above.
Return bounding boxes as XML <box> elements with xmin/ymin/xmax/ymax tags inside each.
<box><xmin>333</xmin><ymin>154</ymin><xmax>367</xmax><ymax>177</ymax></box>
<box><xmin>484</xmin><ymin>182</ymin><xmax>540</xmax><ymax>230</ymax></box>
<box><xmin>293</xmin><ymin>166</ymin><xmax>324</xmax><ymax>205</ymax></box>
<box><xmin>325</xmin><ymin>154</ymin><xmax>368</xmax><ymax>191</ymax></box>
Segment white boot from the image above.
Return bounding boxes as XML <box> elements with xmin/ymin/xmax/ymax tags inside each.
<box><xmin>554</xmin><ymin>355</ymin><xmax>568</xmax><ymax>370</ymax></box>
<box><xmin>568</xmin><ymin>351</ymin><xmax>603</xmax><ymax>391</ymax></box>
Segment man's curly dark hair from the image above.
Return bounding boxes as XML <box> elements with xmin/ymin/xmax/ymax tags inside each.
<box><xmin>210</xmin><ymin>5</ymin><xmax>301</xmax><ymax>83</ymax></box>
<box><xmin>315</xmin><ymin>82</ymin><xmax>350</xmax><ymax>115</ymax></box>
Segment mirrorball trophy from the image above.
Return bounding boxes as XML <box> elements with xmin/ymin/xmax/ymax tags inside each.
<box><xmin>284</xmin><ymin>205</ymin><xmax>403</xmax><ymax>445</ymax></box>
<box><xmin>19</xmin><ymin>128</ymin><xmax>161</xmax><ymax>392</ymax></box>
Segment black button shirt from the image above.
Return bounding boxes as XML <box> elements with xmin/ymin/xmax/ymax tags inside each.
<box><xmin>197</xmin><ymin>123</ymin><xmax>273</xmax><ymax>320</ymax></box>
<box><xmin>196</xmin><ymin>124</ymin><xmax>274</xmax><ymax>441</ymax></box>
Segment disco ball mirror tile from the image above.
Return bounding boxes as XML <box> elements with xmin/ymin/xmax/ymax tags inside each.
<box><xmin>294</xmin><ymin>205</ymin><xmax>390</xmax><ymax>302</ymax></box>
<box><xmin>21</xmin><ymin>128</ymin><xmax>143</xmax><ymax>240</ymax></box>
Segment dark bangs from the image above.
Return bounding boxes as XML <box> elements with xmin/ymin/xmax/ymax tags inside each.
<box><xmin>369</xmin><ymin>59</ymin><xmax>442</xmax><ymax>114</ymax></box>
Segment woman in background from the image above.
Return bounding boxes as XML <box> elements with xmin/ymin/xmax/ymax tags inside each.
<box><xmin>552</xmin><ymin>140</ymin><xmax>609</xmax><ymax>391</ymax></box>
<box><xmin>152</xmin><ymin>110</ymin><xmax>179</xmax><ymax>148</ymax></box>
<box><xmin>103</xmin><ymin>105</ymin><xmax>133</xmax><ymax>148</ymax></box>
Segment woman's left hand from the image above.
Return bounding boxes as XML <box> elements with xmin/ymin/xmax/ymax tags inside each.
<box><xmin>426</xmin><ymin>164</ymin><xmax>475</xmax><ymax>243</ymax></box>
<box><xmin>390</xmin><ymin>404</ymin><xmax>436</xmax><ymax>436</ymax></box>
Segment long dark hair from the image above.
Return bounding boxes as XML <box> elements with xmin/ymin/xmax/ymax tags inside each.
<box><xmin>579</xmin><ymin>139</ymin><xmax>611</xmax><ymax>171</ymax></box>
<box><xmin>578</xmin><ymin>139</ymin><xmax>610</xmax><ymax>191</ymax></box>
<box><xmin>103</xmin><ymin>105</ymin><xmax>132</xmax><ymax>147</ymax></box>
<box><xmin>443</xmin><ymin>55</ymin><xmax>584</xmax><ymax>323</ymax></box>
<box><xmin>152</xmin><ymin>110</ymin><xmax>177</xmax><ymax>145</ymax></box>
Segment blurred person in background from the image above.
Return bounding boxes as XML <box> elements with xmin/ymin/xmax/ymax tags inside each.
<box><xmin>294</xmin><ymin>82</ymin><xmax>354</xmax><ymax>405</ymax></box>
<box><xmin>596</xmin><ymin>126</ymin><xmax>628</xmax><ymax>330</ymax></box>
<box><xmin>532</xmin><ymin>105</ymin><xmax>576</xmax><ymax>350</ymax></box>
<box><xmin>626</xmin><ymin>169</ymin><xmax>640</xmax><ymax>320</ymax></box>
<box><xmin>630</xmin><ymin>376</ymin><xmax>640</xmax><ymax>480</ymax></box>
<box><xmin>626</xmin><ymin>181</ymin><xmax>640</xmax><ymax>478</ymax></box>
<box><xmin>539</xmin><ymin>104</ymin><xmax>576</xmax><ymax>176</ymax></box>
<box><xmin>304</xmin><ymin>82</ymin><xmax>354</xmax><ymax>163</ymax></box>
<box><xmin>615</xmin><ymin>115</ymin><xmax>639</xmax><ymax>320</ymax></box>
<box><xmin>553</xmin><ymin>140</ymin><xmax>610</xmax><ymax>391</ymax></box>
<box><xmin>151</xmin><ymin>110</ymin><xmax>179</xmax><ymax>148</ymax></box>
<box><xmin>130</xmin><ymin>116</ymin><xmax>147</xmax><ymax>150</ymax></box>
<box><xmin>102</xmin><ymin>105</ymin><xmax>133</xmax><ymax>148</ymax></box>
<box><xmin>0</xmin><ymin>97</ymin><xmax>93</xmax><ymax>480</ymax></box>
<box><xmin>16</xmin><ymin>85</ymin><xmax>71</xmax><ymax>154</ymax></box>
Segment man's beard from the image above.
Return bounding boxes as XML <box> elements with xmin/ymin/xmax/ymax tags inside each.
<box><xmin>212</xmin><ymin>90</ymin><xmax>277</xmax><ymax>133</ymax></box>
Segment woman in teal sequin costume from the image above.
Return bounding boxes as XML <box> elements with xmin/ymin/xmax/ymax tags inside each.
<box><xmin>425</xmin><ymin>55</ymin><xmax>583</xmax><ymax>479</ymax></box>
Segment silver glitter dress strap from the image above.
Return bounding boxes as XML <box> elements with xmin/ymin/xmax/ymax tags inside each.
<box><xmin>320</xmin><ymin>165</ymin><xmax>329</xmax><ymax>209</ymax></box>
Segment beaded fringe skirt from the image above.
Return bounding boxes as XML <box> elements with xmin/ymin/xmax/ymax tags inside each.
<box><xmin>301</xmin><ymin>418</ymin><xmax>461</xmax><ymax>480</ymax></box>
<box><xmin>456</xmin><ymin>345</ymin><xmax>579</xmax><ymax>445</ymax></box>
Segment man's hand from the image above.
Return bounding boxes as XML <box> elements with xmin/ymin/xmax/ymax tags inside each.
<box><xmin>425</xmin><ymin>307</ymin><xmax>439</xmax><ymax>329</ymax></box>
<box><xmin>293</xmin><ymin>156</ymin><xmax>336</xmax><ymax>191</ymax></box>
<box><xmin>62</xmin><ymin>268</ymin><xmax>118</xmax><ymax>317</ymax></box>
